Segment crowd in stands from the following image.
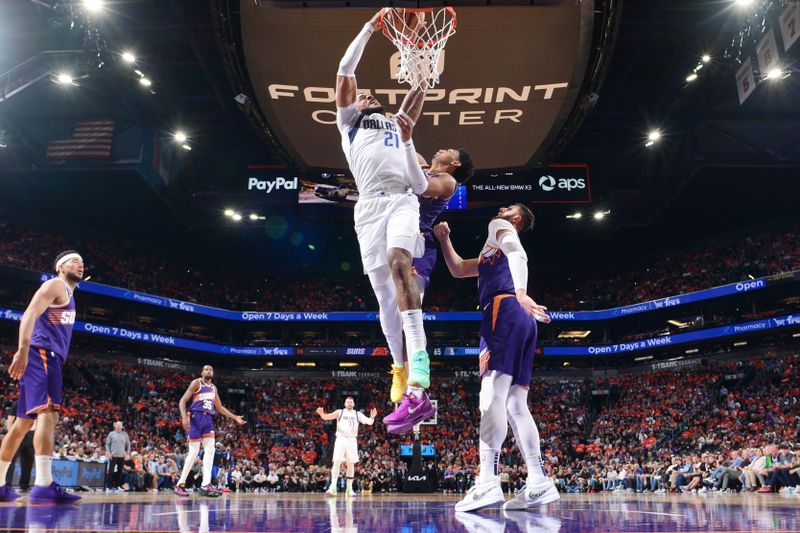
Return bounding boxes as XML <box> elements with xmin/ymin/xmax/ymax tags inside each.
<box><xmin>1</xmin><ymin>343</ymin><xmax>798</xmax><ymax>495</ymax></box>
<box><xmin>1</xmin><ymin>214</ymin><xmax>798</xmax><ymax>312</ymax></box>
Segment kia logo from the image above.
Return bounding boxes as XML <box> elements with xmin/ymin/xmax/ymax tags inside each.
<box><xmin>538</xmin><ymin>175</ymin><xmax>556</xmax><ymax>191</ymax></box>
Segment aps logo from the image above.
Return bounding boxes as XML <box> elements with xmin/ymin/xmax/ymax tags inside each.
<box><xmin>538</xmin><ymin>175</ymin><xmax>586</xmax><ymax>192</ymax></box>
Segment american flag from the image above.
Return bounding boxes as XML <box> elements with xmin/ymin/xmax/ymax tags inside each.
<box><xmin>46</xmin><ymin>120</ymin><xmax>115</xmax><ymax>160</ymax></box>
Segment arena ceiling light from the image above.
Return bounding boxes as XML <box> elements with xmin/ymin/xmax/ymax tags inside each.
<box><xmin>121</xmin><ymin>51</ymin><xmax>136</xmax><ymax>64</ymax></box>
<box><xmin>593</xmin><ymin>210</ymin><xmax>610</xmax><ymax>220</ymax></box>
<box><xmin>645</xmin><ymin>129</ymin><xmax>662</xmax><ymax>147</ymax></box>
<box><xmin>139</xmin><ymin>77</ymin><xmax>152</xmax><ymax>87</ymax></box>
<box><xmin>733</xmin><ymin>341</ymin><xmax>748</xmax><ymax>347</ymax></box>
<box><xmin>565</xmin><ymin>212</ymin><xmax>582</xmax><ymax>220</ymax></box>
<box><xmin>231</xmin><ymin>213</ymin><xmax>242</xmax><ymax>222</ymax></box>
<box><xmin>83</xmin><ymin>0</ymin><xmax>104</xmax><ymax>12</ymax></box>
<box><xmin>701</xmin><ymin>54</ymin><xmax>711</xmax><ymax>63</ymax></box>
<box><xmin>686</xmin><ymin>73</ymin><xmax>698</xmax><ymax>82</ymax></box>
<box><xmin>55</xmin><ymin>73</ymin><xmax>74</xmax><ymax>85</ymax></box>
<box><xmin>174</xmin><ymin>131</ymin><xmax>187</xmax><ymax>143</ymax></box>
<box><xmin>224</xmin><ymin>209</ymin><xmax>235</xmax><ymax>217</ymax></box>
<box><xmin>634</xmin><ymin>356</ymin><xmax>654</xmax><ymax>362</ymax></box>
<box><xmin>766</xmin><ymin>68</ymin><xmax>789</xmax><ymax>80</ymax></box>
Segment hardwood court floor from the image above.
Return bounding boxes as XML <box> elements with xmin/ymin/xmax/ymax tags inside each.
<box><xmin>1</xmin><ymin>491</ymin><xmax>799</xmax><ymax>532</ymax></box>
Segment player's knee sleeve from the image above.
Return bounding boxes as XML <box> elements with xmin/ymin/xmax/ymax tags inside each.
<box><xmin>187</xmin><ymin>441</ymin><xmax>201</xmax><ymax>456</ymax></box>
<box><xmin>202</xmin><ymin>438</ymin><xmax>215</xmax><ymax>455</ymax></box>
<box><xmin>479</xmin><ymin>371</ymin><xmax>512</xmax><ymax>415</ymax></box>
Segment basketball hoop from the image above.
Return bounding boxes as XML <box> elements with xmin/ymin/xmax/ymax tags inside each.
<box><xmin>379</xmin><ymin>8</ymin><xmax>457</xmax><ymax>91</ymax></box>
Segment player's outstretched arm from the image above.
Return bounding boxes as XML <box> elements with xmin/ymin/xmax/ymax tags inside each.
<box><xmin>316</xmin><ymin>407</ymin><xmax>340</xmax><ymax>421</ymax></box>
<box><xmin>9</xmin><ymin>279</ymin><xmax>67</xmax><ymax>380</ymax></box>
<box><xmin>358</xmin><ymin>408</ymin><xmax>378</xmax><ymax>425</ymax></box>
<box><xmin>395</xmin><ymin>113</ymin><xmax>430</xmax><ymax>195</ymax></box>
<box><xmin>214</xmin><ymin>394</ymin><xmax>246</xmax><ymax>425</ymax></box>
<box><xmin>423</xmin><ymin>173</ymin><xmax>457</xmax><ymax>200</ymax></box>
<box><xmin>433</xmin><ymin>222</ymin><xmax>479</xmax><ymax>278</ymax></box>
<box><xmin>494</xmin><ymin>227</ymin><xmax>551</xmax><ymax>323</ymax></box>
<box><xmin>398</xmin><ymin>87</ymin><xmax>426</xmax><ymax>125</ymax></box>
<box><xmin>336</xmin><ymin>11</ymin><xmax>383</xmax><ymax>108</ymax></box>
<box><xmin>178</xmin><ymin>380</ymin><xmax>200</xmax><ymax>431</ymax></box>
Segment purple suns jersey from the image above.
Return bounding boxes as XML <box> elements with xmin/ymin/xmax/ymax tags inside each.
<box><xmin>418</xmin><ymin>182</ymin><xmax>450</xmax><ymax>236</ymax></box>
<box><xmin>412</xmin><ymin>176</ymin><xmax>451</xmax><ymax>285</ymax></box>
<box><xmin>477</xmin><ymin>219</ymin><xmax>518</xmax><ymax>310</ymax></box>
<box><xmin>30</xmin><ymin>280</ymin><xmax>75</xmax><ymax>361</ymax></box>
<box><xmin>190</xmin><ymin>380</ymin><xmax>217</xmax><ymax>415</ymax></box>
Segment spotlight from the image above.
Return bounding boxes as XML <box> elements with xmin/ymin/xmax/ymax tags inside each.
<box><xmin>139</xmin><ymin>77</ymin><xmax>152</xmax><ymax>87</ymax></box>
<box><xmin>701</xmin><ymin>54</ymin><xmax>711</xmax><ymax>63</ymax></box>
<box><xmin>647</xmin><ymin>130</ymin><xmax>662</xmax><ymax>142</ymax></box>
<box><xmin>56</xmin><ymin>73</ymin><xmax>73</xmax><ymax>85</ymax></box>
<box><xmin>686</xmin><ymin>73</ymin><xmax>698</xmax><ymax>82</ymax></box>
<box><xmin>174</xmin><ymin>131</ymin><xmax>187</xmax><ymax>142</ymax></box>
<box><xmin>181</xmin><ymin>144</ymin><xmax>192</xmax><ymax>151</ymax></box>
<box><xmin>766</xmin><ymin>68</ymin><xmax>783</xmax><ymax>80</ymax></box>
<box><xmin>224</xmin><ymin>209</ymin><xmax>234</xmax><ymax>217</ymax></box>
<box><xmin>249</xmin><ymin>213</ymin><xmax>259</xmax><ymax>221</ymax></box>
<box><xmin>593</xmin><ymin>211</ymin><xmax>605</xmax><ymax>220</ymax></box>
<box><xmin>121</xmin><ymin>51</ymin><xmax>136</xmax><ymax>64</ymax></box>
<box><xmin>83</xmin><ymin>0</ymin><xmax>103</xmax><ymax>12</ymax></box>
<box><xmin>231</xmin><ymin>213</ymin><xmax>242</xmax><ymax>222</ymax></box>
<box><xmin>565</xmin><ymin>212</ymin><xmax>582</xmax><ymax>220</ymax></box>
<box><xmin>735</xmin><ymin>0</ymin><xmax>754</xmax><ymax>7</ymax></box>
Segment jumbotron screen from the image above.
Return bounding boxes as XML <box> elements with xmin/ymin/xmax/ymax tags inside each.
<box><xmin>240</xmin><ymin>2</ymin><xmax>592</xmax><ymax>170</ymax></box>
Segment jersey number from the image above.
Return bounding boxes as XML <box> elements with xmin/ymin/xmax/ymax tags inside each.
<box><xmin>203</xmin><ymin>400</ymin><xmax>213</xmax><ymax>411</ymax></box>
<box><xmin>384</xmin><ymin>132</ymin><xmax>400</xmax><ymax>148</ymax></box>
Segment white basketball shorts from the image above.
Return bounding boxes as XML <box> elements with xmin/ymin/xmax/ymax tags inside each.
<box><xmin>354</xmin><ymin>192</ymin><xmax>424</xmax><ymax>274</ymax></box>
<box><xmin>332</xmin><ymin>437</ymin><xmax>359</xmax><ymax>463</ymax></box>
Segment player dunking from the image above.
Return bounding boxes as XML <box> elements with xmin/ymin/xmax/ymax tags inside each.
<box><xmin>0</xmin><ymin>250</ymin><xmax>83</xmax><ymax>503</ymax></box>
<box><xmin>175</xmin><ymin>365</ymin><xmax>245</xmax><ymax>497</ymax></box>
<box><xmin>335</xmin><ymin>11</ymin><xmax>437</xmax><ymax>428</ymax></box>
<box><xmin>434</xmin><ymin>206</ymin><xmax>560</xmax><ymax>511</ymax></box>
<box><xmin>317</xmin><ymin>397</ymin><xmax>376</xmax><ymax>497</ymax></box>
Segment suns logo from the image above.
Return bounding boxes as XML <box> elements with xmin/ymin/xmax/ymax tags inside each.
<box><xmin>479</xmin><ymin>246</ymin><xmax>503</xmax><ymax>266</ymax></box>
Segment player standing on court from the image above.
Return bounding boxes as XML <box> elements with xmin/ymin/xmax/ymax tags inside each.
<box><xmin>317</xmin><ymin>397</ymin><xmax>377</xmax><ymax>497</ymax></box>
<box><xmin>434</xmin><ymin>207</ymin><xmax>560</xmax><ymax>511</ymax></box>
<box><xmin>0</xmin><ymin>250</ymin><xmax>83</xmax><ymax>503</ymax></box>
<box><xmin>175</xmin><ymin>365</ymin><xmax>245</xmax><ymax>498</ymax></box>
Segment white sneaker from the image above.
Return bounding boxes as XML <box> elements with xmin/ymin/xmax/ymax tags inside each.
<box><xmin>455</xmin><ymin>481</ymin><xmax>505</xmax><ymax>513</ymax></box>
<box><xmin>502</xmin><ymin>480</ymin><xmax>560</xmax><ymax>511</ymax></box>
<box><xmin>325</xmin><ymin>487</ymin><xmax>337</xmax><ymax>496</ymax></box>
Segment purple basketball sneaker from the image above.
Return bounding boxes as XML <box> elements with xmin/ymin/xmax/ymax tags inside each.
<box><xmin>384</xmin><ymin>392</ymin><xmax>436</xmax><ymax>433</ymax></box>
<box><xmin>28</xmin><ymin>482</ymin><xmax>81</xmax><ymax>503</ymax></box>
<box><xmin>0</xmin><ymin>484</ymin><xmax>21</xmax><ymax>501</ymax></box>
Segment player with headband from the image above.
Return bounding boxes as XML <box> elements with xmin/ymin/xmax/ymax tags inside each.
<box><xmin>0</xmin><ymin>250</ymin><xmax>84</xmax><ymax>503</ymax></box>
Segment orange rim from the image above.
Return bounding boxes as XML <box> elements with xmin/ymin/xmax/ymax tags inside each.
<box><xmin>380</xmin><ymin>7</ymin><xmax>457</xmax><ymax>48</ymax></box>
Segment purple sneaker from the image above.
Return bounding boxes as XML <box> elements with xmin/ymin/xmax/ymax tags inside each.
<box><xmin>384</xmin><ymin>392</ymin><xmax>436</xmax><ymax>433</ymax></box>
<box><xmin>28</xmin><ymin>482</ymin><xmax>81</xmax><ymax>503</ymax></box>
<box><xmin>0</xmin><ymin>484</ymin><xmax>22</xmax><ymax>501</ymax></box>
<box><xmin>174</xmin><ymin>484</ymin><xmax>190</xmax><ymax>497</ymax></box>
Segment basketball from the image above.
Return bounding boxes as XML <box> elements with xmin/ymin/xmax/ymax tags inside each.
<box><xmin>383</xmin><ymin>8</ymin><xmax>427</xmax><ymax>42</ymax></box>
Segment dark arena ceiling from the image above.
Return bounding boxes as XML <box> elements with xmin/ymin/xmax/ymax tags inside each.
<box><xmin>0</xmin><ymin>0</ymin><xmax>798</xmax><ymax>261</ymax></box>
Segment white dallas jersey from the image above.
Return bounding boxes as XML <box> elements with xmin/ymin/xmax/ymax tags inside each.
<box><xmin>337</xmin><ymin>104</ymin><xmax>411</xmax><ymax>197</ymax></box>
<box><xmin>335</xmin><ymin>408</ymin><xmax>371</xmax><ymax>439</ymax></box>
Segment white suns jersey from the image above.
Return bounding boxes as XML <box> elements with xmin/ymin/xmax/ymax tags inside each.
<box><xmin>337</xmin><ymin>104</ymin><xmax>411</xmax><ymax>197</ymax></box>
<box><xmin>335</xmin><ymin>409</ymin><xmax>371</xmax><ymax>439</ymax></box>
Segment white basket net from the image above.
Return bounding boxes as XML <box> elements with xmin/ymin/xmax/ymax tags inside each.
<box><xmin>380</xmin><ymin>8</ymin><xmax>457</xmax><ymax>91</ymax></box>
